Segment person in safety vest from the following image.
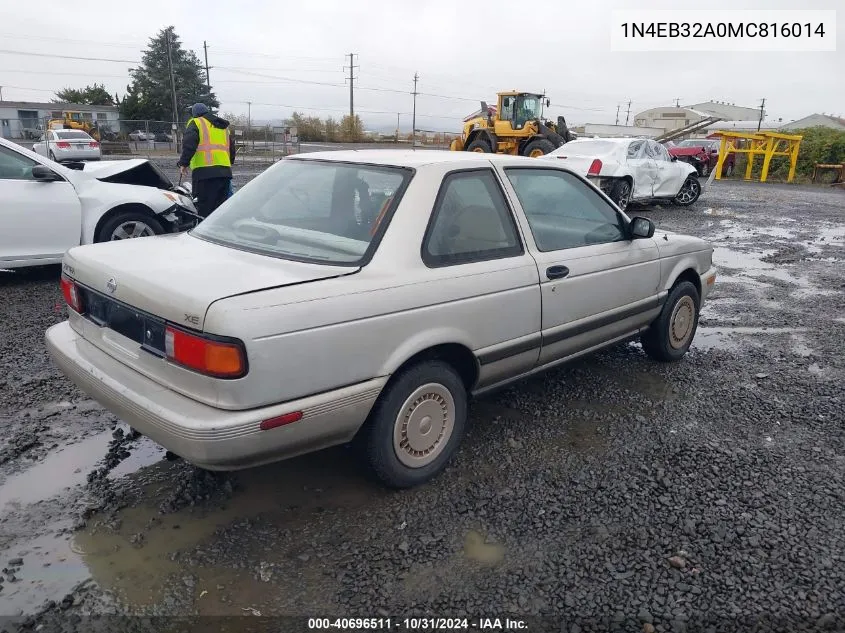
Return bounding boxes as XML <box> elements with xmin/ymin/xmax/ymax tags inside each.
<box><xmin>178</xmin><ymin>103</ymin><xmax>236</xmax><ymax>218</ymax></box>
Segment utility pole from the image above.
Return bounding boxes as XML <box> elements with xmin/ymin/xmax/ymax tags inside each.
<box><xmin>615</xmin><ymin>104</ymin><xmax>620</xmax><ymax>126</ymax></box>
<box><xmin>345</xmin><ymin>53</ymin><xmax>358</xmax><ymax>117</ymax></box>
<box><xmin>0</xmin><ymin>86</ymin><xmax>4</xmax><ymax>101</ymax></box>
<box><xmin>625</xmin><ymin>100</ymin><xmax>632</xmax><ymax>126</ymax></box>
<box><xmin>165</xmin><ymin>28</ymin><xmax>180</xmax><ymax>150</ymax></box>
<box><xmin>396</xmin><ymin>112</ymin><xmax>400</xmax><ymax>143</ymax></box>
<box><xmin>247</xmin><ymin>101</ymin><xmax>252</xmax><ymax>149</ymax></box>
<box><xmin>203</xmin><ymin>40</ymin><xmax>211</xmax><ymax>93</ymax></box>
<box><xmin>412</xmin><ymin>73</ymin><xmax>419</xmax><ymax>147</ymax></box>
<box><xmin>757</xmin><ymin>98</ymin><xmax>766</xmax><ymax>131</ymax></box>
<box><xmin>674</xmin><ymin>97</ymin><xmax>681</xmax><ymax>108</ymax></box>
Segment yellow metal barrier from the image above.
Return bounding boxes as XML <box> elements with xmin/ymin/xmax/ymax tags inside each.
<box><xmin>713</xmin><ymin>131</ymin><xmax>803</xmax><ymax>183</ymax></box>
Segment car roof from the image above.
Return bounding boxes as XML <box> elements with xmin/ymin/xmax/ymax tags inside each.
<box><xmin>567</xmin><ymin>137</ymin><xmax>644</xmax><ymax>145</ymax></box>
<box><xmin>290</xmin><ymin>149</ymin><xmax>542</xmax><ymax>168</ymax></box>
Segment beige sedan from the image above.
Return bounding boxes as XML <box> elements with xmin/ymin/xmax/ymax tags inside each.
<box><xmin>46</xmin><ymin>150</ymin><xmax>716</xmax><ymax>488</ymax></box>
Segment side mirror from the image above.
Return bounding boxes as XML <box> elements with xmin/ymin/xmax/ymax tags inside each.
<box><xmin>630</xmin><ymin>217</ymin><xmax>655</xmax><ymax>239</ymax></box>
<box><xmin>670</xmin><ymin>155</ymin><xmax>678</xmax><ymax>162</ymax></box>
<box><xmin>32</xmin><ymin>165</ymin><xmax>62</xmax><ymax>181</ymax></box>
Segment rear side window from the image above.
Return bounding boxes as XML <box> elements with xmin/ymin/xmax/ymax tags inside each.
<box><xmin>55</xmin><ymin>131</ymin><xmax>91</xmax><ymax>140</ymax></box>
<box><xmin>423</xmin><ymin>169</ymin><xmax>522</xmax><ymax>267</ymax></box>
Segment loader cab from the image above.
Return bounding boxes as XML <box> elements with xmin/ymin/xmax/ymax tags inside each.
<box><xmin>496</xmin><ymin>92</ymin><xmax>546</xmax><ymax>133</ymax></box>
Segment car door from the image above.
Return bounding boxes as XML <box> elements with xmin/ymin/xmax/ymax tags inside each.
<box><xmin>32</xmin><ymin>133</ymin><xmax>47</xmax><ymax>157</ymax></box>
<box><xmin>420</xmin><ymin>168</ymin><xmax>542</xmax><ymax>388</ymax></box>
<box><xmin>624</xmin><ymin>140</ymin><xmax>656</xmax><ymax>199</ymax></box>
<box><xmin>500</xmin><ymin>166</ymin><xmax>661</xmax><ymax>364</ymax></box>
<box><xmin>0</xmin><ymin>144</ymin><xmax>82</xmax><ymax>267</ymax></box>
<box><xmin>650</xmin><ymin>141</ymin><xmax>687</xmax><ymax>197</ymax></box>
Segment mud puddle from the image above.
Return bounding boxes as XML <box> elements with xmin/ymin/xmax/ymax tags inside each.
<box><xmin>69</xmin><ymin>448</ymin><xmax>380</xmax><ymax>613</ymax></box>
<box><xmin>0</xmin><ymin>432</ymin><xmax>163</xmax><ymax>510</ymax></box>
<box><xmin>693</xmin><ymin>326</ymin><xmax>807</xmax><ymax>351</ymax></box>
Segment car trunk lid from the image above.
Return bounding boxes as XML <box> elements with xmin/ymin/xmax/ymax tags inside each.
<box><xmin>63</xmin><ymin>232</ymin><xmax>357</xmax><ymax>332</ymax></box>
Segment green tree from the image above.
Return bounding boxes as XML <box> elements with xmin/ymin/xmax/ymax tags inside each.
<box><xmin>119</xmin><ymin>26</ymin><xmax>217</xmax><ymax>123</ymax></box>
<box><xmin>53</xmin><ymin>83</ymin><xmax>115</xmax><ymax>106</ymax></box>
<box><xmin>340</xmin><ymin>114</ymin><xmax>364</xmax><ymax>142</ymax></box>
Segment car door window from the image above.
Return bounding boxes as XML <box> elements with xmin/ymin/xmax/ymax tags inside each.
<box><xmin>627</xmin><ymin>141</ymin><xmax>645</xmax><ymax>159</ymax></box>
<box><xmin>505</xmin><ymin>168</ymin><xmax>626</xmax><ymax>251</ymax></box>
<box><xmin>0</xmin><ymin>145</ymin><xmax>37</xmax><ymax>181</ymax></box>
<box><xmin>655</xmin><ymin>143</ymin><xmax>672</xmax><ymax>162</ymax></box>
<box><xmin>423</xmin><ymin>169</ymin><xmax>523</xmax><ymax>266</ymax></box>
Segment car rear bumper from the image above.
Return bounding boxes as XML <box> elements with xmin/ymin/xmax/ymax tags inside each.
<box><xmin>45</xmin><ymin>321</ymin><xmax>385</xmax><ymax>470</ymax></box>
<box><xmin>52</xmin><ymin>148</ymin><xmax>101</xmax><ymax>161</ymax></box>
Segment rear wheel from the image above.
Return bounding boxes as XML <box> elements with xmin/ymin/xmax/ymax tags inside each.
<box><xmin>357</xmin><ymin>360</ymin><xmax>468</xmax><ymax>489</ymax></box>
<box><xmin>48</xmin><ymin>151</ymin><xmax>56</xmax><ymax>162</ymax></box>
<box><xmin>609</xmin><ymin>179</ymin><xmax>632</xmax><ymax>211</ymax></box>
<box><xmin>641</xmin><ymin>281</ymin><xmax>700</xmax><ymax>362</ymax></box>
<box><xmin>522</xmin><ymin>138</ymin><xmax>555</xmax><ymax>158</ymax></box>
<box><xmin>96</xmin><ymin>210</ymin><xmax>164</xmax><ymax>243</ymax></box>
<box><xmin>673</xmin><ymin>176</ymin><xmax>701</xmax><ymax>206</ymax></box>
<box><xmin>467</xmin><ymin>138</ymin><xmax>492</xmax><ymax>153</ymax></box>
<box><xmin>700</xmin><ymin>162</ymin><xmax>710</xmax><ymax>177</ymax></box>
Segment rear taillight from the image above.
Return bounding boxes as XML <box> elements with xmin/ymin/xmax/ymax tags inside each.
<box><xmin>60</xmin><ymin>275</ymin><xmax>84</xmax><ymax>312</ymax></box>
<box><xmin>588</xmin><ymin>159</ymin><xmax>603</xmax><ymax>176</ymax></box>
<box><xmin>89</xmin><ymin>141</ymin><xmax>99</xmax><ymax>148</ymax></box>
<box><xmin>164</xmin><ymin>325</ymin><xmax>247</xmax><ymax>379</ymax></box>
<box><xmin>56</xmin><ymin>141</ymin><xmax>70</xmax><ymax>149</ymax></box>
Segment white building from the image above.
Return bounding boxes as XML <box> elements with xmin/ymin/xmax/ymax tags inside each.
<box><xmin>780</xmin><ymin>114</ymin><xmax>845</xmax><ymax>131</ymax></box>
<box><xmin>575</xmin><ymin>123</ymin><xmax>664</xmax><ymax>138</ymax></box>
<box><xmin>0</xmin><ymin>100</ymin><xmax>120</xmax><ymax>139</ymax></box>
<box><xmin>633</xmin><ymin>101</ymin><xmax>763</xmax><ymax>135</ymax></box>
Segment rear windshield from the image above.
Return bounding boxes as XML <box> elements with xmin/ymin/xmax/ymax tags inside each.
<box><xmin>55</xmin><ymin>131</ymin><xmax>91</xmax><ymax>140</ymax></box>
<box><xmin>562</xmin><ymin>140</ymin><xmax>617</xmax><ymax>155</ymax></box>
<box><xmin>191</xmin><ymin>159</ymin><xmax>412</xmax><ymax>265</ymax></box>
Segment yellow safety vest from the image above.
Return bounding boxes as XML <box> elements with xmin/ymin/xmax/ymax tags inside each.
<box><xmin>187</xmin><ymin>117</ymin><xmax>231</xmax><ymax>170</ymax></box>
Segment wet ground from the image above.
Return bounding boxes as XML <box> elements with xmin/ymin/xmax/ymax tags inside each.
<box><xmin>0</xmin><ymin>172</ymin><xmax>843</xmax><ymax>633</ymax></box>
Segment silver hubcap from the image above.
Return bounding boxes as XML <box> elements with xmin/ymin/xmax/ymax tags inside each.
<box><xmin>676</xmin><ymin>179</ymin><xmax>700</xmax><ymax>204</ymax></box>
<box><xmin>393</xmin><ymin>383</ymin><xmax>455</xmax><ymax>468</ymax></box>
<box><xmin>669</xmin><ymin>296</ymin><xmax>696</xmax><ymax>349</ymax></box>
<box><xmin>111</xmin><ymin>221</ymin><xmax>155</xmax><ymax>240</ymax></box>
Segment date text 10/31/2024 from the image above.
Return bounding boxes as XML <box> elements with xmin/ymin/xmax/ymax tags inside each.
<box><xmin>308</xmin><ymin>618</ymin><xmax>528</xmax><ymax>630</ymax></box>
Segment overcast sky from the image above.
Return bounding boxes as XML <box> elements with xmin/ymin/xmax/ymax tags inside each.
<box><xmin>0</xmin><ymin>0</ymin><xmax>841</xmax><ymax>131</ymax></box>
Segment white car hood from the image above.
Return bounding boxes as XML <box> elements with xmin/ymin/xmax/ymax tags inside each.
<box><xmin>63</xmin><ymin>233</ymin><xmax>356</xmax><ymax>330</ymax></box>
<box><xmin>654</xmin><ymin>230</ymin><xmax>711</xmax><ymax>257</ymax></box>
<box><xmin>76</xmin><ymin>159</ymin><xmax>152</xmax><ymax>178</ymax></box>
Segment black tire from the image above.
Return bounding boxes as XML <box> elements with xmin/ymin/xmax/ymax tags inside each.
<box><xmin>609</xmin><ymin>179</ymin><xmax>632</xmax><ymax>211</ymax></box>
<box><xmin>466</xmin><ymin>138</ymin><xmax>493</xmax><ymax>153</ymax></box>
<box><xmin>357</xmin><ymin>360</ymin><xmax>468</xmax><ymax>489</ymax></box>
<box><xmin>673</xmin><ymin>176</ymin><xmax>701</xmax><ymax>207</ymax></box>
<box><xmin>95</xmin><ymin>209</ymin><xmax>165</xmax><ymax>243</ymax></box>
<box><xmin>522</xmin><ymin>138</ymin><xmax>556</xmax><ymax>157</ymax></box>
<box><xmin>641</xmin><ymin>281</ymin><xmax>700</xmax><ymax>362</ymax></box>
<box><xmin>700</xmin><ymin>162</ymin><xmax>710</xmax><ymax>177</ymax></box>
<box><xmin>723</xmin><ymin>162</ymin><xmax>734</xmax><ymax>177</ymax></box>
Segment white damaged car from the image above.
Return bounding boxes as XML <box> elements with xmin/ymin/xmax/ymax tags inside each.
<box><xmin>543</xmin><ymin>138</ymin><xmax>701</xmax><ymax>211</ymax></box>
<box><xmin>0</xmin><ymin>137</ymin><xmax>198</xmax><ymax>270</ymax></box>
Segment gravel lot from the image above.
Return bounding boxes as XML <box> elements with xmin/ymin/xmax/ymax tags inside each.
<box><xmin>0</xmin><ymin>161</ymin><xmax>843</xmax><ymax>633</ymax></box>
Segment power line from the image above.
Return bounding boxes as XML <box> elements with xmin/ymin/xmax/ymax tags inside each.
<box><xmin>0</xmin><ymin>48</ymin><xmax>137</xmax><ymax>63</ymax></box>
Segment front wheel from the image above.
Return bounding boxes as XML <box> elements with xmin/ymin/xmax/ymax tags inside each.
<box><xmin>96</xmin><ymin>210</ymin><xmax>165</xmax><ymax>243</ymax></box>
<box><xmin>522</xmin><ymin>138</ymin><xmax>555</xmax><ymax>158</ymax></box>
<box><xmin>357</xmin><ymin>360</ymin><xmax>468</xmax><ymax>488</ymax></box>
<box><xmin>673</xmin><ymin>176</ymin><xmax>701</xmax><ymax>206</ymax></box>
<box><xmin>641</xmin><ymin>281</ymin><xmax>700</xmax><ymax>362</ymax></box>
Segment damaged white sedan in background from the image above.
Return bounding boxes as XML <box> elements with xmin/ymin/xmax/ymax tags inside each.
<box><xmin>0</xmin><ymin>137</ymin><xmax>197</xmax><ymax>270</ymax></box>
<box><xmin>544</xmin><ymin>138</ymin><xmax>702</xmax><ymax>211</ymax></box>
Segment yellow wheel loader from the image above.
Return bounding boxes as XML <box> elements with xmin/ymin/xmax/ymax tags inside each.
<box><xmin>450</xmin><ymin>91</ymin><xmax>573</xmax><ymax>157</ymax></box>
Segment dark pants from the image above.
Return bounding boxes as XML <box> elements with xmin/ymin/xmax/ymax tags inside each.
<box><xmin>194</xmin><ymin>177</ymin><xmax>231</xmax><ymax>218</ymax></box>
